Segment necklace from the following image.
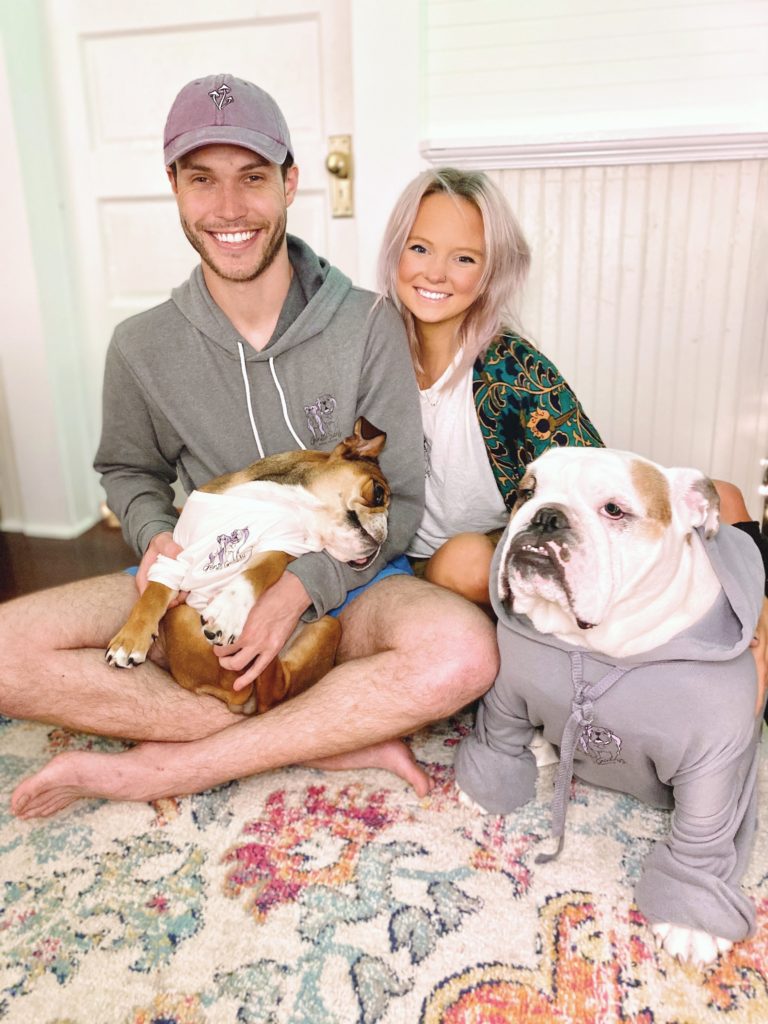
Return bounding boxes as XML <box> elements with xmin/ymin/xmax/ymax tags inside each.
<box><xmin>421</xmin><ymin>384</ymin><xmax>442</xmax><ymax>409</ymax></box>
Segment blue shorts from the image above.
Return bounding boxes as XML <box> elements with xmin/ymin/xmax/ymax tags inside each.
<box><xmin>328</xmin><ymin>554</ymin><xmax>413</xmax><ymax>618</ymax></box>
<box><xmin>122</xmin><ymin>555</ymin><xmax>413</xmax><ymax>618</ymax></box>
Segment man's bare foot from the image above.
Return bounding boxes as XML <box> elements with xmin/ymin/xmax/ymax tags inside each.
<box><xmin>10</xmin><ymin>745</ymin><xmax>194</xmax><ymax>819</ymax></box>
<box><xmin>305</xmin><ymin>738</ymin><xmax>434</xmax><ymax>797</ymax></box>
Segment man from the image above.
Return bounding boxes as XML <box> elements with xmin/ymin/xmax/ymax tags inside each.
<box><xmin>6</xmin><ymin>74</ymin><xmax>498</xmax><ymax>818</ymax></box>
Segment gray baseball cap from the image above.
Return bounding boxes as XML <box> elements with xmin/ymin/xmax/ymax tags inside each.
<box><xmin>163</xmin><ymin>73</ymin><xmax>293</xmax><ymax>166</ymax></box>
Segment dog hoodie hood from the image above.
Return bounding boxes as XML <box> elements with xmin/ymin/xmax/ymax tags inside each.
<box><xmin>455</xmin><ymin>524</ymin><xmax>765</xmax><ymax>943</ymax></box>
<box><xmin>492</xmin><ymin>522</ymin><xmax>764</xmax><ymax>666</ymax></box>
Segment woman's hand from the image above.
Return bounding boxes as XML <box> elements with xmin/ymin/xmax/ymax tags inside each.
<box><xmin>214</xmin><ymin>571</ymin><xmax>312</xmax><ymax>691</ymax></box>
<box><xmin>750</xmin><ymin>598</ymin><xmax>768</xmax><ymax>716</ymax></box>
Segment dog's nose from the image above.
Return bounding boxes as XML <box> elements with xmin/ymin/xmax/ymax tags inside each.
<box><xmin>531</xmin><ymin>505</ymin><xmax>570</xmax><ymax>534</ymax></box>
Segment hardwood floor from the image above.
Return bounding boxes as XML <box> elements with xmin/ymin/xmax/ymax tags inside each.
<box><xmin>0</xmin><ymin>522</ymin><xmax>137</xmax><ymax>602</ymax></box>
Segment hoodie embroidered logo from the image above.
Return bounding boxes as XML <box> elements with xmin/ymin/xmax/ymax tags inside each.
<box><xmin>304</xmin><ymin>394</ymin><xmax>340</xmax><ymax>443</ymax></box>
<box><xmin>579</xmin><ymin>723</ymin><xmax>624</xmax><ymax>764</ymax></box>
<box><xmin>208</xmin><ymin>85</ymin><xmax>234</xmax><ymax>111</ymax></box>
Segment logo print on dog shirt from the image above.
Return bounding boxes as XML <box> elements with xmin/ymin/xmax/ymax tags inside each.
<box><xmin>203</xmin><ymin>527</ymin><xmax>252</xmax><ymax>572</ymax></box>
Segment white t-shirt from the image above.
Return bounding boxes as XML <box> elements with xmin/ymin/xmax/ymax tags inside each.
<box><xmin>408</xmin><ymin>358</ymin><xmax>508</xmax><ymax>558</ymax></box>
<box><xmin>147</xmin><ymin>481</ymin><xmax>327</xmax><ymax>613</ymax></box>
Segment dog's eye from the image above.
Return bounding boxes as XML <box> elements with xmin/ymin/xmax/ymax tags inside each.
<box><xmin>601</xmin><ymin>502</ymin><xmax>625</xmax><ymax>520</ymax></box>
<box><xmin>516</xmin><ymin>487</ymin><xmax>535</xmax><ymax>503</ymax></box>
<box><xmin>362</xmin><ymin>479</ymin><xmax>387</xmax><ymax>506</ymax></box>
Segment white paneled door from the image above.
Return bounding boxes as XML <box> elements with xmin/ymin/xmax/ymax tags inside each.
<box><xmin>45</xmin><ymin>0</ymin><xmax>357</xmax><ymax>437</ymax></box>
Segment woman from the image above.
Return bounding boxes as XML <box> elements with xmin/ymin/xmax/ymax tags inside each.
<box><xmin>378</xmin><ymin>168</ymin><xmax>601</xmax><ymax>609</ymax></box>
<box><xmin>378</xmin><ymin>167</ymin><xmax>767</xmax><ymax>718</ymax></box>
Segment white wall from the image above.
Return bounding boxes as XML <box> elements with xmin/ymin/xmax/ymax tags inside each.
<box><xmin>424</xmin><ymin>0</ymin><xmax>768</xmax><ymax>144</ymax></box>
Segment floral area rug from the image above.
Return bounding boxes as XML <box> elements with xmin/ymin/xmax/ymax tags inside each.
<box><xmin>1</xmin><ymin>712</ymin><xmax>767</xmax><ymax>1024</ymax></box>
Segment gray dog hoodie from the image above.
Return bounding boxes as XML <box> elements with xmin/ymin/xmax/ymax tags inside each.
<box><xmin>455</xmin><ymin>523</ymin><xmax>765</xmax><ymax>941</ymax></box>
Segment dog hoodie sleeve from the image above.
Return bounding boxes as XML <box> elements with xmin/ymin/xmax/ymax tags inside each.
<box><xmin>454</xmin><ymin>678</ymin><xmax>539</xmax><ymax>815</ymax></box>
<box><xmin>634</xmin><ymin>718</ymin><xmax>761</xmax><ymax>943</ymax></box>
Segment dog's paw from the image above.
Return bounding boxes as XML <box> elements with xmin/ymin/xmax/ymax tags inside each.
<box><xmin>201</xmin><ymin>578</ymin><xmax>254</xmax><ymax>645</ymax></box>
<box><xmin>456</xmin><ymin>786</ymin><xmax>491</xmax><ymax>814</ymax></box>
<box><xmin>652</xmin><ymin>922</ymin><xmax>732</xmax><ymax>967</ymax></box>
<box><xmin>530</xmin><ymin>729</ymin><xmax>559</xmax><ymax>767</ymax></box>
<box><xmin>105</xmin><ymin>628</ymin><xmax>156</xmax><ymax>668</ymax></box>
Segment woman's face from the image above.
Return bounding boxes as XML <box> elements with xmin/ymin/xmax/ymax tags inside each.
<box><xmin>396</xmin><ymin>191</ymin><xmax>486</xmax><ymax>336</ymax></box>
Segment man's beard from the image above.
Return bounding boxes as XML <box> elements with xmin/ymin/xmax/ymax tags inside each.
<box><xmin>180</xmin><ymin>211</ymin><xmax>287</xmax><ymax>283</ymax></box>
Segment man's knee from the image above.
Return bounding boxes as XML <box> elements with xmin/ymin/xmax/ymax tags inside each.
<box><xmin>384</xmin><ymin>581</ymin><xmax>499</xmax><ymax>714</ymax></box>
<box><xmin>338</xmin><ymin>574</ymin><xmax>498</xmax><ymax>696</ymax></box>
<box><xmin>423</xmin><ymin>598</ymin><xmax>499</xmax><ymax>707</ymax></box>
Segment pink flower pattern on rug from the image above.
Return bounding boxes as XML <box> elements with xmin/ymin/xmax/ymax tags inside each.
<box><xmin>222</xmin><ymin>784</ymin><xmax>405</xmax><ymax>921</ymax></box>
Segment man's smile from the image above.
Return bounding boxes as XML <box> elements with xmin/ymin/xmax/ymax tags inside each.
<box><xmin>209</xmin><ymin>229</ymin><xmax>259</xmax><ymax>246</ymax></box>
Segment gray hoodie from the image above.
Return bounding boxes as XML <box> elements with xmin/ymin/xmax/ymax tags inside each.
<box><xmin>455</xmin><ymin>524</ymin><xmax>765</xmax><ymax>941</ymax></box>
<box><xmin>94</xmin><ymin>236</ymin><xmax>424</xmax><ymax>617</ymax></box>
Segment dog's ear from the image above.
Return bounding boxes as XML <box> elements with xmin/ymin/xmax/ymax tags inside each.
<box><xmin>667</xmin><ymin>468</ymin><xmax>720</xmax><ymax>538</ymax></box>
<box><xmin>334</xmin><ymin>417</ymin><xmax>387</xmax><ymax>460</ymax></box>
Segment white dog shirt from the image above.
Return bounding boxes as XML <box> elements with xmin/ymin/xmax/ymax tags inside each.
<box><xmin>147</xmin><ymin>481</ymin><xmax>327</xmax><ymax>614</ymax></box>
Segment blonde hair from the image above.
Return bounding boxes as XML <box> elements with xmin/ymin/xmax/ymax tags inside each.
<box><xmin>377</xmin><ymin>167</ymin><xmax>531</xmax><ymax>376</ymax></box>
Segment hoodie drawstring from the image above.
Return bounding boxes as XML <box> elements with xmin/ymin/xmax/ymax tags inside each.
<box><xmin>237</xmin><ymin>342</ymin><xmax>306</xmax><ymax>457</ymax></box>
<box><xmin>536</xmin><ymin>651</ymin><xmax>634</xmax><ymax>864</ymax></box>
<box><xmin>269</xmin><ymin>357</ymin><xmax>306</xmax><ymax>450</ymax></box>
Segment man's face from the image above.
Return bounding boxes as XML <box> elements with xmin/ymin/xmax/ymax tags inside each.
<box><xmin>168</xmin><ymin>144</ymin><xmax>298</xmax><ymax>283</ymax></box>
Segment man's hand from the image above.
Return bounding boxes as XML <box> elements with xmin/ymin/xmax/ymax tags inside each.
<box><xmin>214</xmin><ymin>571</ymin><xmax>312</xmax><ymax>691</ymax></box>
<box><xmin>136</xmin><ymin>531</ymin><xmax>187</xmax><ymax>608</ymax></box>
<box><xmin>750</xmin><ymin>597</ymin><xmax>768</xmax><ymax>716</ymax></box>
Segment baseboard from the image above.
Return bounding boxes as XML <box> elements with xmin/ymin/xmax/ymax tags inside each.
<box><xmin>0</xmin><ymin>512</ymin><xmax>99</xmax><ymax>539</ymax></box>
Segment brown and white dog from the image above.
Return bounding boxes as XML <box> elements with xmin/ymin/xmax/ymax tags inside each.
<box><xmin>455</xmin><ymin>447</ymin><xmax>765</xmax><ymax>967</ymax></box>
<box><xmin>105</xmin><ymin>418</ymin><xmax>390</xmax><ymax>715</ymax></box>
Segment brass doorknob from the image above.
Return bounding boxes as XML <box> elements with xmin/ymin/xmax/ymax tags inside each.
<box><xmin>326</xmin><ymin>135</ymin><xmax>353</xmax><ymax>218</ymax></box>
<box><xmin>326</xmin><ymin>151</ymin><xmax>349</xmax><ymax>179</ymax></box>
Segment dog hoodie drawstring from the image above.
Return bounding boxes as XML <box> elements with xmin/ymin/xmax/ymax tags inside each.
<box><xmin>237</xmin><ymin>342</ymin><xmax>306</xmax><ymax>457</ymax></box>
<box><xmin>536</xmin><ymin>651</ymin><xmax>633</xmax><ymax>864</ymax></box>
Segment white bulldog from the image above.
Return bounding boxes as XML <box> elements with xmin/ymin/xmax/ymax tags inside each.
<box><xmin>455</xmin><ymin>447</ymin><xmax>765</xmax><ymax>967</ymax></box>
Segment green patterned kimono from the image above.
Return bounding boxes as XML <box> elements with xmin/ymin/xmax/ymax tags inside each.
<box><xmin>472</xmin><ymin>333</ymin><xmax>603</xmax><ymax>510</ymax></box>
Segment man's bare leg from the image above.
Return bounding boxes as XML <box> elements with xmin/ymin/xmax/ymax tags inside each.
<box><xmin>304</xmin><ymin>741</ymin><xmax>434</xmax><ymax>797</ymax></box>
<box><xmin>11</xmin><ymin>576</ymin><xmax>498</xmax><ymax>817</ymax></box>
<box><xmin>0</xmin><ymin>574</ymin><xmax>238</xmax><ymax>739</ymax></box>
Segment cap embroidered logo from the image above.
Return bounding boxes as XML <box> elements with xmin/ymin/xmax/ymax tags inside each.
<box><xmin>208</xmin><ymin>85</ymin><xmax>234</xmax><ymax>111</ymax></box>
